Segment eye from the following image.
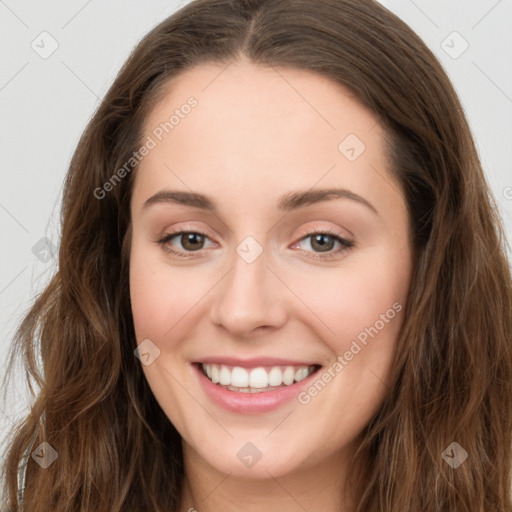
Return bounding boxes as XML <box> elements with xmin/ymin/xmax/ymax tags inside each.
<box><xmin>157</xmin><ymin>230</ymin><xmax>214</xmax><ymax>258</ymax></box>
<box><xmin>157</xmin><ymin>227</ymin><xmax>354</xmax><ymax>260</ymax></box>
<box><xmin>293</xmin><ymin>228</ymin><xmax>354</xmax><ymax>261</ymax></box>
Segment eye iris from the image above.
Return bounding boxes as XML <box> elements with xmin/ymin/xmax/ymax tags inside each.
<box><xmin>311</xmin><ymin>234</ymin><xmax>334</xmax><ymax>252</ymax></box>
<box><xmin>182</xmin><ymin>232</ymin><xmax>204</xmax><ymax>251</ymax></box>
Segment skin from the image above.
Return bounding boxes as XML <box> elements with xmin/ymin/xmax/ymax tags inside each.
<box><xmin>128</xmin><ymin>57</ymin><xmax>413</xmax><ymax>512</ymax></box>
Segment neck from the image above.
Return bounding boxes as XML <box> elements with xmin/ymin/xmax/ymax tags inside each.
<box><xmin>178</xmin><ymin>440</ymin><xmax>363</xmax><ymax>512</ymax></box>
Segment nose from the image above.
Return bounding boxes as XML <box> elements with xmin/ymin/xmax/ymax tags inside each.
<box><xmin>208</xmin><ymin>243</ymin><xmax>288</xmax><ymax>339</ymax></box>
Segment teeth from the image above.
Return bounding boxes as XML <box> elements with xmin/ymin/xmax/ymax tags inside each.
<box><xmin>268</xmin><ymin>367</ymin><xmax>282</xmax><ymax>386</ymax></box>
<box><xmin>283</xmin><ymin>366</ymin><xmax>295</xmax><ymax>385</ymax></box>
<box><xmin>249</xmin><ymin>367</ymin><xmax>268</xmax><ymax>388</ymax></box>
<box><xmin>219</xmin><ymin>365</ymin><xmax>231</xmax><ymax>385</ymax></box>
<box><xmin>200</xmin><ymin>363</ymin><xmax>317</xmax><ymax>391</ymax></box>
<box><xmin>231</xmin><ymin>366</ymin><xmax>249</xmax><ymax>387</ymax></box>
<box><xmin>295</xmin><ymin>368</ymin><xmax>310</xmax><ymax>382</ymax></box>
<box><xmin>211</xmin><ymin>365</ymin><xmax>220</xmax><ymax>384</ymax></box>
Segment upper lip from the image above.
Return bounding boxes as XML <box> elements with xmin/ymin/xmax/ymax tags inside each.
<box><xmin>194</xmin><ymin>357</ymin><xmax>321</xmax><ymax>368</ymax></box>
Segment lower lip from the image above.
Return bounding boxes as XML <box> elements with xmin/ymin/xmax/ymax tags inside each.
<box><xmin>193</xmin><ymin>363</ymin><xmax>320</xmax><ymax>414</ymax></box>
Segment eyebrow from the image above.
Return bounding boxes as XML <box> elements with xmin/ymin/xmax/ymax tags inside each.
<box><xmin>141</xmin><ymin>187</ymin><xmax>378</xmax><ymax>215</ymax></box>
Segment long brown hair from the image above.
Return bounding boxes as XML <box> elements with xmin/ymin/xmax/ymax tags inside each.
<box><xmin>2</xmin><ymin>0</ymin><xmax>511</xmax><ymax>510</ymax></box>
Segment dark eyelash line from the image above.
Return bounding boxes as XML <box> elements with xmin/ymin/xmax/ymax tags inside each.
<box><xmin>158</xmin><ymin>231</ymin><xmax>209</xmax><ymax>259</ymax></box>
<box><xmin>157</xmin><ymin>228</ymin><xmax>354</xmax><ymax>261</ymax></box>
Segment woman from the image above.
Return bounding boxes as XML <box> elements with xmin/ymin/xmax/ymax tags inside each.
<box><xmin>2</xmin><ymin>0</ymin><xmax>511</xmax><ymax>510</ymax></box>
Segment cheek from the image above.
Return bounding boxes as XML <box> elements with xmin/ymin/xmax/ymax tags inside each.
<box><xmin>294</xmin><ymin>246</ymin><xmax>410</xmax><ymax>426</ymax></box>
<box><xmin>129</xmin><ymin>241</ymin><xmax>195</xmax><ymax>341</ymax></box>
<box><xmin>295</xmin><ymin>247</ymin><xmax>409</xmax><ymax>352</ymax></box>
<box><xmin>129</xmin><ymin>261</ymin><xmax>162</xmax><ymax>339</ymax></box>
<box><xmin>129</xmin><ymin>241</ymin><xmax>195</xmax><ymax>432</ymax></box>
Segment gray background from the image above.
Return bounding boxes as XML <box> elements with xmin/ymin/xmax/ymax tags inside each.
<box><xmin>1</xmin><ymin>0</ymin><xmax>511</xmax><ymax>455</ymax></box>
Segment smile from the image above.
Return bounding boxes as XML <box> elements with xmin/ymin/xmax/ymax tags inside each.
<box><xmin>193</xmin><ymin>359</ymin><xmax>322</xmax><ymax>414</ymax></box>
<box><xmin>200</xmin><ymin>363</ymin><xmax>320</xmax><ymax>393</ymax></box>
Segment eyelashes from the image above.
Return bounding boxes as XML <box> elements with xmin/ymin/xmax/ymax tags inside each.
<box><xmin>158</xmin><ymin>230</ymin><xmax>212</xmax><ymax>258</ymax></box>
<box><xmin>157</xmin><ymin>227</ymin><xmax>354</xmax><ymax>261</ymax></box>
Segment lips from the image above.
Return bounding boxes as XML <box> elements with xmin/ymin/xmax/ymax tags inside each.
<box><xmin>193</xmin><ymin>360</ymin><xmax>322</xmax><ymax>413</ymax></box>
<box><xmin>190</xmin><ymin>355</ymin><xmax>323</xmax><ymax>412</ymax></box>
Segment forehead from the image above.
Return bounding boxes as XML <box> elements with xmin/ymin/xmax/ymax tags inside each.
<box><xmin>132</xmin><ymin>60</ymin><xmax>399</xmax><ymax>217</ymax></box>
<box><xmin>142</xmin><ymin>60</ymin><xmax>379</xmax><ymax>141</ymax></box>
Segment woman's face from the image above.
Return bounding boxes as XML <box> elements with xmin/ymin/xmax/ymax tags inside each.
<box><xmin>129</xmin><ymin>59</ymin><xmax>412</xmax><ymax>478</ymax></box>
